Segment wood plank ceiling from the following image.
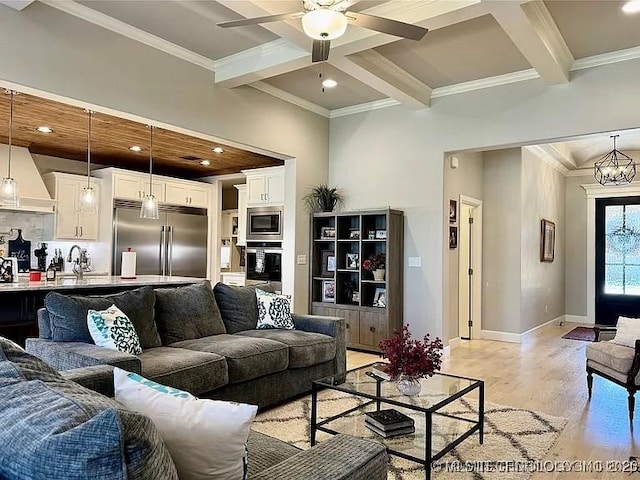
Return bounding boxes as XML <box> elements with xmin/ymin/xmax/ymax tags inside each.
<box><xmin>0</xmin><ymin>91</ymin><xmax>283</xmax><ymax>178</ymax></box>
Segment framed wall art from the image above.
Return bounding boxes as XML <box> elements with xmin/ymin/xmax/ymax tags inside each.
<box><xmin>321</xmin><ymin>250</ymin><xmax>336</xmax><ymax>277</ymax></box>
<box><xmin>449</xmin><ymin>226</ymin><xmax>458</xmax><ymax>249</ymax></box>
<box><xmin>540</xmin><ymin>219</ymin><xmax>555</xmax><ymax>262</ymax></box>
<box><xmin>322</xmin><ymin>280</ymin><xmax>335</xmax><ymax>302</ymax></box>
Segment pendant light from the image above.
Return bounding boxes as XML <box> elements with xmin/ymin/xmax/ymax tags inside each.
<box><xmin>1</xmin><ymin>90</ymin><xmax>19</xmax><ymax>207</ymax></box>
<box><xmin>594</xmin><ymin>135</ymin><xmax>636</xmax><ymax>186</ymax></box>
<box><xmin>78</xmin><ymin>109</ymin><xmax>98</xmax><ymax>213</ymax></box>
<box><xmin>140</xmin><ymin>125</ymin><xmax>159</xmax><ymax>219</ymax></box>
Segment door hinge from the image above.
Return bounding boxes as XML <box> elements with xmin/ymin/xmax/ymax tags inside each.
<box><xmin>468</xmin><ymin>321</ymin><xmax>473</xmax><ymax>327</ymax></box>
<box><xmin>468</xmin><ymin>268</ymin><xmax>473</xmax><ymax>275</ymax></box>
<box><xmin>469</xmin><ymin>217</ymin><xmax>474</xmax><ymax>224</ymax></box>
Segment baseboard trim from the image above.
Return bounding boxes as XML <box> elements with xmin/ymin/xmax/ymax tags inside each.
<box><xmin>480</xmin><ymin>329</ymin><xmax>522</xmax><ymax>344</ymax></box>
<box><xmin>443</xmin><ymin>345</ymin><xmax>451</xmax><ymax>358</ymax></box>
<box><xmin>521</xmin><ymin>315</ymin><xmax>563</xmax><ymax>336</ymax></box>
<box><xmin>564</xmin><ymin>314</ymin><xmax>589</xmax><ymax>324</ymax></box>
<box><xmin>449</xmin><ymin>337</ymin><xmax>462</xmax><ymax>349</ymax></box>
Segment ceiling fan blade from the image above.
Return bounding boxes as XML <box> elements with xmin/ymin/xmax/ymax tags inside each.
<box><xmin>347</xmin><ymin>11</ymin><xmax>428</xmax><ymax>41</ymax></box>
<box><xmin>331</xmin><ymin>0</ymin><xmax>362</xmax><ymax>12</ymax></box>
<box><xmin>217</xmin><ymin>12</ymin><xmax>301</xmax><ymax>28</ymax></box>
<box><xmin>312</xmin><ymin>39</ymin><xmax>331</xmax><ymax>63</ymax></box>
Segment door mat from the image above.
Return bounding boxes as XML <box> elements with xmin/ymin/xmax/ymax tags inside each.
<box><xmin>561</xmin><ymin>326</ymin><xmax>596</xmax><ymax>342</ymax></box>
<box><xmin>253</xmin><ymin>389</ymin><xmax>567</xmax><ymax>480</ymax></box>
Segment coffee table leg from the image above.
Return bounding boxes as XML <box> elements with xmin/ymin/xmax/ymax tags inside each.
<box><xmin>479</xmin><ymin>382</ymin><xmax>484</xmax><ymax>445</ymax></box>
<box><xmin>425</xmin><ymin>412</ymin><xmax>432</xmax><ymax>480</ymax></box>
<box><xmin>376</xmin><ymin>378</ymin><xmax>381</xmax><ymax>411</ymax></box>
<box><xmin>311</xmin><ymin>383</ymin><xmax>318</xmax><ymax>446</ymax></box>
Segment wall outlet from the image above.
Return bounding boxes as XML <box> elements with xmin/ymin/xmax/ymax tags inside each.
<box><xmin>297</xmin><ymin>254</ymin><xmax>307</xmax><ymax>265</ymax></box>
<box><xmin>408</xmin><ymin>257</ymin><xmax>421</xmax><ymax>267</ymax></box>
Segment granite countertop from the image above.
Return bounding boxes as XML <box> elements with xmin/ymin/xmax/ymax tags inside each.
<box><xmin>0</xmin><ymin>275</ymin><xmax>205</xmax><ymax>292</ymax></box>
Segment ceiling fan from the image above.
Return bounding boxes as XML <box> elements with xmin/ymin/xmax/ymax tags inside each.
<box><xmin>217</xmin><ymin>0</ymin><xmax>429</xmax><ymax>63</ymax></box>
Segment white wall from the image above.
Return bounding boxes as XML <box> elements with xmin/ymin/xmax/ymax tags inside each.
<box><xmin>443</xmin><ymin>152</ymin><xmax>483</xmax><ymax>340</ymax></box>
<box><xmin>520</xmin><ymin>148</ymin><xmax>565</xmax><ymax>331</ymax></box>
<box><xmin>0</xmin><ymin>2</ymin><xmax>329</xmax><ymax>311</ymax></box>
<box><xmin>330</xmin><ymin>59</ymin><xmax>640</xmax><ymax>339</ymax></box>
<box><xmin>481</xmin><ymin>148</ymin><xmax>522</xmax><ymax>334</ymax></box>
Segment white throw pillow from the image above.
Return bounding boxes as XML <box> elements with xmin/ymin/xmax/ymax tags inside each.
<box><xmin>255</xmin><ymin>288</ymin><xmax>294</xmax><ymax>330</ymax></box>
<box><xmin>612</xmin><ymin>316</ymin><xmax>640</xmax><ymax>348</ymax></box>
<box><xmin>113</xmin><ymin>368</ymin><xmax>257</xmax><ymax>480</ymax></box>
<box><xmin>87</xmin><ymin>305</ymin><xmax>142</xmax><ymax>355</ymax></box>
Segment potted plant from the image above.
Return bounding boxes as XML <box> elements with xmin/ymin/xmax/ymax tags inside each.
<box><xmin>303</xmin><ymin>184</ymin><xmax>344</xmax><ymax>212</ymax></box>
<box><xmin>363</xmin><ymin>253</ymin><xmax>386</xmax><ymax>281</ymax></box>
<box><xmin>378</xmin><ymin>325</ymin><xmax>443</xmax><ymax>396</ymax></box>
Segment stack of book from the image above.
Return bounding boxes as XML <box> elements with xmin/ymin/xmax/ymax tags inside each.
<box><xmin>364</xmin><ymin>409</ymin><xmax>415</xmax><ymax>438</ymax></box>
<box><xmin>369</xmin><ymin>362</ymin><xmax>393</xmax><ymax>381</ymax></box>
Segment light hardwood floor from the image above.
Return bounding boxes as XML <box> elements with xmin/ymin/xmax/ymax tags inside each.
<box><xmin>347</xmin><ymin>322</ymin><xmax>640</xmax><ymax>479</ymax></box>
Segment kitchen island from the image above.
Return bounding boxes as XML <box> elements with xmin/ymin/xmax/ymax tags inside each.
<box><xmin>0</xmin><ymin>275</ymin><xmax>205</xmax><ymax>345</ymax></box>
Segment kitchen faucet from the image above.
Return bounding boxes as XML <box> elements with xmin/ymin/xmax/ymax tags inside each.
<box><xmin>67</xmin><ymin>245</ymin><xmax>90</xmax><ymax>280</ymax></box>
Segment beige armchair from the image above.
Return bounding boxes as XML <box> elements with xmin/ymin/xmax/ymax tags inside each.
<box><xmin>586</xmin><ymin>326</ymin><xmax>640</xmax><ymax>422</ymax></box>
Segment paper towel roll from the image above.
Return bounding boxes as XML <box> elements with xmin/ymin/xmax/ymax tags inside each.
<box><xmin>121</xmin><ymin>250</ymin><xmax>137</xmax><ymax>279</ymax></box>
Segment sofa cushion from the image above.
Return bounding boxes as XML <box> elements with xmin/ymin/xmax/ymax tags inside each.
<box><xmin>155</xmin><ymin>281</ymin><xmax>226</xmax><ymax>344</ymax></box>
<box><xmin>171</xmin><ymin>334</ymin><xmax>288</xmax><ymax>384</ymax></box>
<box><xmin>88</xmin><ymin>305</ymin><xmax>143</xmax><ymax>355</ymax></box>
<box><xmin>0</xmin><ymin>380</ymin><xmax>126</xmax><ymax>480</ymax></box>
<box><xmin>586</xmin><ymin>340</ymin><xmax>635</xmax><ymax>373</ymax></box>
<box><xmin>255</xmin><ymin>289</ymin><xmax>294</xmax><ymax>330</ymax></box>
<box><xmin>44</xmin><ymin>286</ymin><xmax>161</xmax><ymax>349</ymax></box>
<box><xmin>213</xmin><ymin>283</ymin><xmax>275</xmax><ymax>334</ymax></box>
<box><xmin>138</xmin><ymin>346</ymin><xmax>228</xmax><ymax>395</ymax></box>
<box><xmin>237</xmin><ymin>330</ymin><xmax>336</xmax><ymax>368</ymax></box>
<box><xmin>0</xmin><ymin>337</ymin><xmax>179</xmax><ymax>480</ymax></box>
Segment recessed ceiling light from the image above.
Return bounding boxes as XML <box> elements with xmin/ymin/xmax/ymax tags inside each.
<box><xmin>322</xmin><ymin>79</ymin><xmax>337</xmax><ymax>88</ymax></box>
<box><xmin>623</xmin><ymin>0</ymin><xmax>640</xmax><ymax>13</ymax></box>
<box><xmin>200</xmin><ymin>160</ymin><xmax>211</xmax><ymax>166</ymax></box>
<box><xmin>212</xmin><ymin>147</ymin><xmax>224</xmax><ymax>154</ymax></box>
<box><xmin>129</xmin><ymin>146</ymin><xmax>143</xmax><ymax>152</ymax></box>
<box><xmin>36</xmin><ymin>126</ymin><xmax>53</xmax><ymax>133</ymax></box>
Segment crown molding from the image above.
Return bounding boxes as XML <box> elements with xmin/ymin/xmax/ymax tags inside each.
<box><xmin>566</xmin><ymin>168</ymin><xmax>594</xmax><ymax>177</ymax></box>
<box><xmin>524</xmin><ymin>145</ymin><xmax>570</xmax><ymax>176</ymax></box>
<box><xmin>0</xmin><ymin>0</ymin><xmax>34</xmax><ymax>11</ymax></box>
<box><xmin>571</xmin><ymin>45</ymin><xmax>640</xmax><ymax>71</ymax></box>
<box><xmin>431</xmin><ymin>69</ymin><xmax>540</xmax><ymax>98</ymax></box>
<box><xmin>330</xmin><ymin>99</ymin><xmax>400</xmax><ymax>118</ymax></box>
<box><xmin>249</xmin><ymin>81</ymin><xmax>330</xmax><ymax>118</ymax></box>
<box><xmin>40</xmin><ymin>0</ymin><xmax>216</xmax><ymax>72</ymax></box>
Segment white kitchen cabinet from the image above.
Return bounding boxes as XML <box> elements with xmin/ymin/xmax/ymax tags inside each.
<box><xmin>234</xmin><ymin>184</ymin><xmax>247</xmax><ymax>247</ymax></box>
<box><xmin>113</xmin><ymin>172</ymin><xmax>164</xmax><ymax>202</ymax></box>
<box><xmin>43</xmin><ymin>173</ymin><xmax>101</xmax><ymax>240</ymax></box>
<box><xmin>165</xmin><ymin>180</ymin><xmax>209</xmax><ymax>208</ymax></box>
<box><xmin>243</xmin><ymin>166</ymin><xmax>284</xmax><ymax>207</ymax></box>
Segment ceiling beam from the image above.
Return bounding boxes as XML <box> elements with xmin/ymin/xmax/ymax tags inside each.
<box><xmin>214</xmin><ymin>0</ymin><xmax>484</xmax><ymax>87</ymax></box>
<box><xmin>331</xmin><ymin>51</ymin><xmax>432</xmax><ymax>108</ymax></box>
<box><xmin>0</xmin><ymin>0</ymin><xmax>34</xmax><ymax>11</ymax></box>
<box><xmin>488</xmin><ymin>0</ymin><xmax>573</xmax><ymax>84</ymax></box>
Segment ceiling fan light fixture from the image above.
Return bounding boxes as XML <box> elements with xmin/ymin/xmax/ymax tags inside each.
<box><xmin>623</xmin><ymin>0</ymin><xmax>640</xmax><ymax>13</ymax></box>
<box><xmin>302</xmin><ymin>9</ymin><xmax>348</xmax><ymax>40</ymax></box>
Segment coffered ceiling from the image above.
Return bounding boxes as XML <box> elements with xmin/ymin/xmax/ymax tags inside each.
<box><xmin>1</xmin><ymin>0</ymin><xmax>640</xmax><ymax>169</ymax></box>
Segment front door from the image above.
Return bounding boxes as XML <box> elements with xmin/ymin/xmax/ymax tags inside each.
<box><xmin>595</xmin><ymin>196</ymin><xmax>640</xmax><ymax>325</ymax></box>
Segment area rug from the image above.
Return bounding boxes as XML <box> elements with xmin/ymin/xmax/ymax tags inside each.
<box><xmin>253</xmin><ymin>389</ymin><xmax>567</xmax><ymax>480</ymax></box>
<box><xmin>561</xmin><ymin>326</ymin><xmax>596</xmax><ymax>342</ymax></box>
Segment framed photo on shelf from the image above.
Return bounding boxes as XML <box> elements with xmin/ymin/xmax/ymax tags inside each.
<box><xmin>346</xmin><ymin>253</ymin><xmax>359</xmax><ymax>269</ymax></box>
<box><xmin>540</xmin><ymin>219</ymin><xmax>555</xmax><ymax>262</ymax></box>
<box><xmin>375</xmin><ymin>230</ymin><xmax>387</xmax><ymax>239</ymax></box>
<box><xmin>351</xmin><ymin>291</ymin><xmax>360</xmax><ymax>303</ymax></box>
<box><xmin>349</xmin><ymin>229</ymin><xmax>360</xmax><ymax>239</ymax></box>
<box><xmin>449</xmin><ymin>199</ymin><xmax>458</xmax><ymax>224</ymax></box>
<box><xmin>322</xmin><ymin>280</ymin><xmax>335</xmax><ymax>302</ymax></box>
<box><xmin>367</xmin><ymin>230</ymin><xmax>376</xmax><ymax>240</ymax></box>
<box><xmin>321</xmin><ymin>250</ymin><xmax>336</xmax><ymax>277</ymax></box>
<box><xmin>373</xmin><ymin>288</ymin><xmax>386</xmax><ymax>308</ymax></box>
<box><xmin>449</xmin><ymin>226</ymin><xmax>458</xmax><ymax>249</ymax></box>
<box><xmin>320</xmin><ymin>227</ymin><xmax>336</xmax><ymax>239</ymax></box>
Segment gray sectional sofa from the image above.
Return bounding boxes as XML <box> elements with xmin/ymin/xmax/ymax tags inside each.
<box><xmin>26</xmin><ymin>281</ymin><xmax>346</xmax><ymax>409</ymax></box>
<box><xmin>1</xmin><ymin>337</ymin><xmax>389</xmax><ymax>480</ymax></box>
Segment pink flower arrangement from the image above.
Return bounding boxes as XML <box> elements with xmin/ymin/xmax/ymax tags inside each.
<box><xmin>362</xmin><ymin>253</ymin><xmax>385</xmax><ymax>271</ymax></box>
<box><xmin>378</xmin><ymin>325</ymin><xmax>443</xmax><ymax>379</ymax></box>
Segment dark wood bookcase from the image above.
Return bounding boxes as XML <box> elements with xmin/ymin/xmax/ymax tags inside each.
<box><xmin>309</xmin><ymin>209</ymin><xmax>404</xmax><ymax>352</ymax></box>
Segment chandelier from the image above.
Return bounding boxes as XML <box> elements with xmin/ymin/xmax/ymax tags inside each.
<box><xmin>594</xmin><ymin>135</ymin><xmax>636</xmax><ymax>186</ymax></box>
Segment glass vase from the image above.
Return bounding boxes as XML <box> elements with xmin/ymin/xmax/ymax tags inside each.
<box><xmin>396</xmin><ymin>374</ymin><xmax>422</xmax><ymax>396</ymax></box>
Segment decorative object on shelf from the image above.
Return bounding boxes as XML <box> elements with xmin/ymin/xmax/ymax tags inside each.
<box><xmin>351</xmin><ymin>291</ymin><xmax>360</xmax><ymax>303</ymax></box>
<box><xmin>540</xmin><ymin>219</ymin><xmax>555</xmax><ymax>262</ymax></box>
<box><xmin>594</xmin><ymin>135</ymin><xmax>636</xmax><ymax>186</ymax></box>
<box><xmin>1</xmin><ymin>90</ymin><xmax>19</xmax><ymax>207</ymax></box>
<box><xmin>322</xmin><ymin>280</ymin><xmax>335</xmax><ymax>302</ymax></box>
<box><xmin>342</xmin><ymin>279</ymin><xmax>357</xmax><ymax>304</ymax></box>
<box><xmin>320</xmin><ymin>250</ymin><xmax>335</xmax><ymax>277</ymax></box>
<box><xmin>449</xmin><ymin>226</ymin><xmax>458</xmax><ymax>249</ymax></box>
<box><xmin>8</xmin><ymin>229</ymin><xmax>30</xmax><ymax>273</ymax></box>
<box><xmin>349</xmin><ymin>229</ymin><xmax>360</xmax><ymax>239</ymax></box>
<box><xmin>367</xmin><ymin>230</ymin><xmax>376</xmax><ymax>239</ymax></box>
<box><xmin>346</xmin><ymin>252</ymin><xmax>359</xmax><ymax>269</ymax></box>
<box><xmin>140</xmin><ymin>125</ymin><xmax>159</xmax><ymax>220</ymax></box>
<box><xmin>373</xmin><ymin>288</ymin><xmax>386</xmax><ymax>308</ymax></box>
<box><xmin>0</xmin><ymin>257</ymin><xmax>13</xmax><ymax>283</ymax></box>
<box><xmin>375</xmin><ymin>230</ymin><xmax>387</xmax><ymax>239</ymax></box>
<box><xmin>34</xmin><ymin>242</ymin><xmax>48</xmax><ymax>271</ymax></box>
<box><xmin>449</xmin><ymin>199</ymin><xmax>458</xmax><ymax>224</ymax></box>
<box><xmin>320</xmin><ymin>226</ymin><xmax>336</xmax><ymax>239</ymax></box>
<box><xmin>379</xmin><ymin>325</ymin><xmax>443</xmax><ymax>396</ymax></box>
<box><xmin>363</xmin><ymin>252</ymin><xmax>385</xmax><ymax>281</ymax></box>
<box><xmin>78</xmin><ymin>109</ymin><xmax>98</xmax><ymax>214</ymax></box>
<box><xmin>303</xmin><ymin>184</ymin><xmax>344</xmax><ymax>212</ymax></box>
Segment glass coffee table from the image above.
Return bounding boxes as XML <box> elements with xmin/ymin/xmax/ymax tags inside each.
<box><xmin>311</xmin><ymin>364</ymin><xmax>484</xmax><ymax>480</ymax></box>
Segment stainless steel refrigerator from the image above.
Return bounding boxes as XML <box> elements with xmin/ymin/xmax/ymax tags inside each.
<box><xmin>112</xmin><ymin>200</ymin><xmax>208</xmax><ymax>277</ymax></box>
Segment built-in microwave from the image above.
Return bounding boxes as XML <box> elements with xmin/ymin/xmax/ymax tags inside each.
<box><xmin>247</xmin><ymin>206</ymin><xmax>283</xmax><ymax>241</ymax></box>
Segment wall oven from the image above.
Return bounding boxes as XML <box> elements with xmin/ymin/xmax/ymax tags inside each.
<box><xmin>246</xmin><ymin>242</ymin><xmax>282</xmax><ymax>292</ymax></box>
<box><xmin>247</xmin><ymin>206</ymin><xmax>283</xmax><ymax>242</ymax></box>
